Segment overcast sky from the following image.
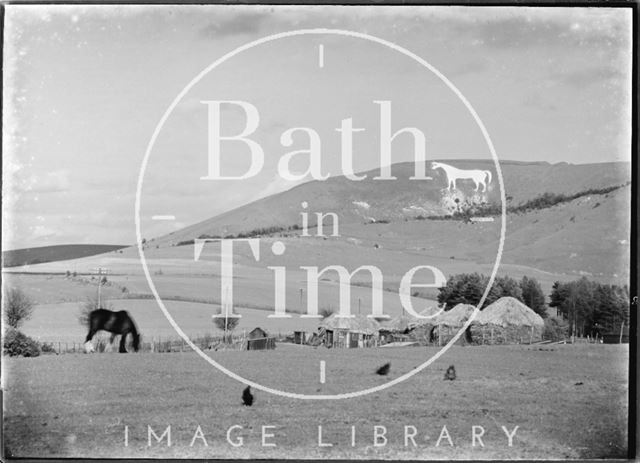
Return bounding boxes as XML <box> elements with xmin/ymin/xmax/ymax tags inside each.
<box><xmin>2</xmin><ymin>5</ymin><xmax>632</xmax><ymax>249</ymax></box>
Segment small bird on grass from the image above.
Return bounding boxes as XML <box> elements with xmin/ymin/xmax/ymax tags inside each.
<box><xmin>376</xmin><ymin>362</ymin><xmax>391</xmax><ymax>376</ymax></box>
<box><xmin>444</xmin><ymin>365</ymin><xmax>456</xmax><ymax>381</ymax></box>
<box><xmin>242</xmin><ymin>386</ymin><xmax>254</xmax><ymax>406</ymax></box>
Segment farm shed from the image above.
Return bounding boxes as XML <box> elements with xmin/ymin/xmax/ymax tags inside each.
<box><xmin>470</xmin><ymin>297</ymin><xmax>544</xmax><ymax>345</ymax></box>
<box><xmin>320</xmin><ymin>314</ymin><xmax>380</xmax><ymax>348</ymax></box>
<box><xmin>429</xmin><ymin>303</ymin><xmax>476</xmax><ymax>345</ymax></box>
<box><xmin>293</xmin><ymin>330</ymin><xmax>312</xmax><ymax>345</ymax></box>
<box><xmin>246</xmin><ymin>327</ymin><xmax>276</xmax><ymax>350</ymax></box>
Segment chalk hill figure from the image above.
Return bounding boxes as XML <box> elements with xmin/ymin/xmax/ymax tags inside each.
<box><xmin>242</xmin><ymin>386</ymin><xmax>254</xmax><ymax>406</ymax></box>
<box><xmin>431</xmin><ymin>161</ymin><xmax>492</xmax><ymax>192</ymax></box>
<box><xmin>444</xmin><ymin>365</ymin><xmax>457</xmax><ymax>381</ymax></box>
<box><xmin>376</xmin><ymin>362</ymin><xmax>391</xmax><ymax>376</ymax></box>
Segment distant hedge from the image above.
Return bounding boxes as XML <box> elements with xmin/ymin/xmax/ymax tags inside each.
<box><xmin>423</xmin><ymin>181</ymin><xmax>630</xmax><ymax>222</ymax></box>
<box><xmin>176</xmin><ymin>224</ymin><xmax>304</xmax><ymax>246</ymax></box>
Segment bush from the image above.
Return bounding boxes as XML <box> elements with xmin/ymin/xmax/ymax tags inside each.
<box><xmin>4</xmin><ymin>327</ymin><xmax>40</xmax><ymax>357</ymax></box>
<box><xmin>319</xmin><ymin>306</ymin><xmax>335</xmax><ymax>319</ymax></box>
<box><xmin>213</xmin><ymin>309</ymin><xmax>240</xmax><ymax>343</ymax></box>
<box><xmin>542</xmin><ymin>316</ymin><xmax>569</xmax><ymax>342</ymax></box>
<box><xmin>39</xmin><ymin>342</ymin><xmax>57</xmax><ymax>354</ymax></box>
<box><xmin>3</xmin><ymin>287</ymin><xmax>35</xmax><ymax>329</ymax></box>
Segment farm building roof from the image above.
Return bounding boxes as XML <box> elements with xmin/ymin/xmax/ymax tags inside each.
<box><xmin>432</xmin><ymin>303</ymin><xmax>476</xmax><ymax>327</ymax></box>
<box><xmin>473</xmin><ymin>297</ymin><xmax>544</xmax><ymax>328</ymax></box>
<box><xmin>320</xmin><ymin>314</ymin><xmax>381</xmax><ymax>335</ymax></box>
<box><xmin>416</xmin><ymin>305</ymin><xmax>446</xmax><ymax>324</ymax></box>
<box><xmin>380</xmin><ymin>313</ymin><xmax>420</xmax><ymax>332</ymax></box>
<box><xmin>248</xmin><ymin>327</ymin><xmax>269</xmax><ymax>339</ymax></box>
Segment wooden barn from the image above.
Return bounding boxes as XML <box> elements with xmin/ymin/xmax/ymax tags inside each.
<box><xmin>246</xmin><ymin>327</ymin><xmax>276</xmax><ymax>350</ymax></box>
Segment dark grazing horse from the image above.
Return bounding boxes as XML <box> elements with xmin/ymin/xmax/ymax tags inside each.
<box><xmin>84</xmin><ymin>309</ymin><xmax>140</xmax><ymax>353</ymax></box>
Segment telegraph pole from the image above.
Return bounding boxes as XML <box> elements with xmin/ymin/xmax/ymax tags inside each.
<box><xmin>91</xmin><ymin>267</ymin><xmax>110</xmax><ymax>308</ymax></box>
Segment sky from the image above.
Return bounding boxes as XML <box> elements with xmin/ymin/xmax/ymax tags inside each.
<box><xmin>2</xmin><ymin>5</ymin><xmax>633</xmax><ymax>249</ymax></box>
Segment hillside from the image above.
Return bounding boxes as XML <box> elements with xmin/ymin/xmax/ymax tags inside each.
<box><xmin>4</xmin><ymin>160</ymin><xmax>630</xmax><ymax>289</ymax></box>
<box><xmin>1</xmin><ymin>244</ymin><xmax>128</xmax><ymax>268</ymax></box>
<box><xmin>151</xmin><ymin>160</ymin><xmax>630</xmax><ymax>247</ymax></box>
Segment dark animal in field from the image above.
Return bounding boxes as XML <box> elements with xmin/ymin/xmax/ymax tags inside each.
<box><xmin>444</xmin><ymin>365</ymin><xmax>456</xmax><ymax>381</ymax></box>
<box><xmin>242</xmin><ymin>386</ymin><xmax>254</xmax><ymax>406</ymax></box>
<box><xmin>376</xmin><ymin>362</ymin><xmax>391</xmax><ymax>376</ymax></box>
<box><xmin>84</xmin><ymin>309</ymin><xmax>140</xmax><ymax>353</ymax></box>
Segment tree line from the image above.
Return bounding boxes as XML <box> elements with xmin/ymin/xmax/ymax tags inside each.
<box><xmin>437</xmin><ymin>273</ymin><xmax>629</xmax><ymax>337</ymax></box>
<box><xmin>549</xmin><ymin>277</ymin><xmax>629</xmax><ymax>337</ymax></box>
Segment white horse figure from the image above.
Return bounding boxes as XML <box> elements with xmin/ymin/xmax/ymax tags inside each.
<box><xmin>431</xmin><ymin>161</ymin><xmax>492</xmax><ymax>192</ymax></box>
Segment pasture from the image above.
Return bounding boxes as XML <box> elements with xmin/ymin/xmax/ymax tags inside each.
<box><xmin>3</xmin><ymin>344</ymin><xmax>628</xmax><ymax>459</ymax></box>
<box><xmin>20</xmin><ymin>299</ymin><xmax>320</xmax><ymax>344</ymax></box>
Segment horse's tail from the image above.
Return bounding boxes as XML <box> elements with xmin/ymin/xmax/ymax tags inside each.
<box><xmin>484</xmin><ymin>170</ymin><xmax>492</xmax><ymax>185</ymax></box>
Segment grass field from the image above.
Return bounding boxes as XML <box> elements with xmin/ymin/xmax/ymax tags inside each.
<box><xmin>3</xmin><ymin>344</ymin><xmax>628</xmax><ymax>459</ymax></box>
<box><xmin>20</xmin><ymin>299</ymin><xmax>321</xmax><ymax>343</ymax></box>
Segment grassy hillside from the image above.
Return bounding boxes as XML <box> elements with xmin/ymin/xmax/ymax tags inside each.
<box><xmin>150</xmin><ymin>160</ymin><xmax>630</xmax><ymax>248</ymax></box>
<box><xmin>2</xmin><ymin>244</ymin><xmax>128</xmax><ymax>268</ymax></box>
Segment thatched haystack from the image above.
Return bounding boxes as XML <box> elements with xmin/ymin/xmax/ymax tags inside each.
<box><xmin>470</xmin><ymin>297</ymin><xmax>544</xmax><ymax>345</ymax></box>
<box><xmin>376</xmin><ymin>306</ymin><xmax>441</xmax><ymax>345</ymax></box>
<box><xmin>416</xmin><ymin>305</ymin><xmax>445</xmax><ymax>324</ymax></box>
<box><xmin>426</xmin><ymin>303</ymin><xmax>477</xmax><ymax>346</ymax></box>
<box><xmin>321</xmin><ymin>314</ymin><xmax>380</xmax><ymax>334</ymax></box>
<box><xmin>320</xmin><ymin>314</ymin><xmax>380</xmax><ymax>348</ymax></box>
<box><xmin>435</xmin><ymin>304</ymin><xmax>476</xmax><ymax>327</ymax></box>
<box><xmin>380</xmin><ymin>314</ymin><xmax>419</xmax><ymax>334</ymax></box>
<box><xmin>379</xmin><ymin>313</ymin><xmax>421</xmax><ymax>344</ymax></box>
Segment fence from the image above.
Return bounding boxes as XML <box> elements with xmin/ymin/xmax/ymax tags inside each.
<box><xmin>246</xmin><ymin>337</ymin><xmax>276</xmax><ymax>350</ymax></box>
<box><xmin>39</xmin><ymin>333</ymin><xmax>248</xmax><ymax>354</ymax></box>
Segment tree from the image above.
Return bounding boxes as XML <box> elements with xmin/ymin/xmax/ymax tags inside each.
<box><xmin>542</xmin><ymin>316</ymin><xmax>569</xmax><ymax>341</ymax></box>
<box><xmin>213</xmin><ymin>310</ymin><xmax>240</xmax><ymax>343</ymax></box>
<box><xmin>549</xmin><ymin>277</ymin><xmax>628</xmax><ymax>338</ymax></box>
<box><xmin>319</xmin><ymin>306</ymin><xmax>335</xmax><ymax>319</ymax></box>
<box><xmin>487</xmin><ymin>275</ymin><xmax>523</xmax><ymax>306</ymax></box>
<box><xmin>3</xmin><ymin>287</ymin><xmax>34</xmax><ymax>329</ymax></box>
<box><xmin>437</xmin><ymin>272</ymin><xmax>486</xmax><ymax>309</ymax></box>
<box><xmin>437</xmin><ymin>273</ymin><xmax>524</xmax><ymax>310</ymax></box>
<box><xmin>520</xmin><ymin>276</ymin><xmax>547</xmax><ymax>318</ymax></box>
